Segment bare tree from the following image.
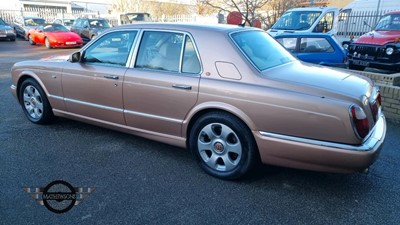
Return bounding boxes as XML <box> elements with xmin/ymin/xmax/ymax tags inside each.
<box><xmin>112</xmin><ymin>0</ymin><xmax>141</xmax><ymax>12</ymax></box>
<box><xmin>196</xmin><ymin>0</ymin><xmax>218</xmax><ymax>15</ymax></box>
<box><xmin>112</xmin><ymin>0</ymin><xmax>192</xmax><ymax>18</ymax></box>
<box><xmin>261</xmin><ymin>0</ymin><xmax>303</xmax><ymax>29</ymax></box>
<box><xmin>202</xmin><ymin>0</ymin><xmax>271</xmax><ymax>26</ymax></box>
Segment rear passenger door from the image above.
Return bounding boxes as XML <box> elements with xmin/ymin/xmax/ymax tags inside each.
<box><xmin>123</xmin><ymin>30</ymin><xmax>201</xmax><ymax>137</ymax></box>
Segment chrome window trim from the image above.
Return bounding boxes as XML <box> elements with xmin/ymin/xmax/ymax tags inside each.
<box><xmin>78</xmin><ymin>28</ymin><xmax>140</xmax><ymax>68</ymax></box>
<box><xmin>132</xmin><ymin>29</ymin><xmax>203</xmax><ymax>75</ymax></box>
<box><xmin>259</xmin><ymin>115</ymin><xmax>385</xmax><ymax>152</ymax></box>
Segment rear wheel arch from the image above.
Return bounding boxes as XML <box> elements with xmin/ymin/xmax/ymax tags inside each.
<box><xmin>185</xmin><ymin>106</ymin><xmax>257</xmax><ymax>148</ymax></box>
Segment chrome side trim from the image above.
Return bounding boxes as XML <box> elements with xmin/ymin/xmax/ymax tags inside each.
<box><xmin>259</xmin><ymin>115</ymin><xmax>386</xmax><ymax>152</ymax></box>
<box><xmin>10</xmin><ymin>84</ymin><xmax>17</xmax><ymax>90</ymax></box>
<box><xmin>64</xmin><ymin>98</ymin><xmax>123</xmax><ymax>112</ymax></box>
<box><xmin>48</xmin><ymin>94</ymin><xmax>63</xmax><ymax>100</ymax></box>
<box><xmin>124</xmin><ymin>110</ymin><xmax>182</xmax><ymax>123</ymax></box>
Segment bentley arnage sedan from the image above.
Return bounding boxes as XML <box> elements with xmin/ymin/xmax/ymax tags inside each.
<box><xmin>11</xmin><ymin>23</ymin><xmax>386</xmax><ymax>179</ymax></box>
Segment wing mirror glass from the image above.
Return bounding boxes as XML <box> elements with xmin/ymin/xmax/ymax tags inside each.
<box><xmin>69</xmin><ymin>51</ymin><xmax>82</xmax><ymax>63</ymax></box>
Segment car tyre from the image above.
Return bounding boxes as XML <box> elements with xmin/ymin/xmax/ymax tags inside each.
<box><xmin>349</xmin><ymin>61</ymin><xmax>365</xmax><ymax>71</ymax></box>
<box><xmin>189</xmin><ymin>112</ymin><xmax>259</xmax><ymax>180</ymax></box>
<box><xmin>19</xmin><ymin>78</ymin><xmax>54</xmax><ymax>124</ymax></box>
<box><xmin>28</xmin><ymin>35</ymin><xmax>36</xmax><ymax>45</ymax></box>
<box><xmin>45</xmin><ymin>38</ymin><xmax>51</xmax><ymax>49</ymax></box>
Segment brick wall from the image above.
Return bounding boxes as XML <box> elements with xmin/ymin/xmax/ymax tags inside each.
<box><xmin>379</xmin><ymin>84</ymin><xmax>400</xmax><ymax>123</ymax></box>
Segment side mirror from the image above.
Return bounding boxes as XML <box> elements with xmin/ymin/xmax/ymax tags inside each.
<box><xmin>83</xmin><ymin>25</ymin><xmax>89</xmax><ymax>29</ymax></box>
<box><xmin>69</xmin><ymin>51</ymin><xmax>82</xmax><ymax>63</ymax></box>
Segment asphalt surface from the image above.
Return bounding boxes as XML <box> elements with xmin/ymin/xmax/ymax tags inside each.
<box><xmin>1</xmin><ymin>39</ymin><xmax>400</xmax><ymax>225</ymax></box>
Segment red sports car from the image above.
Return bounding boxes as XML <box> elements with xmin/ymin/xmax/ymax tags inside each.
<box><xmin>28</xmin><ymin>23</ymin><xmax>83</xmax><ymax>49</ymax></box>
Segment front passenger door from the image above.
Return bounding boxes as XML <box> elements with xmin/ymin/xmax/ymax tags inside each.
<box><xmin>62</xmin><ymin>30</ymin><xmax>138</xmax><ymax>124</ymax></box>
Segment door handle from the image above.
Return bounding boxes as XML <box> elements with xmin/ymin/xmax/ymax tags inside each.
<box><xmin>104</xmin><ymin>75</ymin><xmax>119</xmax><ymax>80</ymax></box>
<box><xmin>172</xmin><ymin>84</ymin><xmax>192</xmax><ymax>90</ymax></box>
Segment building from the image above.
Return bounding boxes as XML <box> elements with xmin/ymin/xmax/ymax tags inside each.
<box><xmin>1</xmin><ymin>0</ymin><xmax>111</xmax><ymax>14</ymax></box>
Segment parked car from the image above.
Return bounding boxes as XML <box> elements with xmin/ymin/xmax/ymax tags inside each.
<box><xmin>0</xmin><ymin>17</ymin><xmax>16</xmax><ymax>41</ymax></box>
<box><xmin>27</xmin><ymin>23</ymin><xmax>83</xmax><ymax>49</ymax></box>
<box><xmin>118</xmin><ymin>12</ymin><xmax>152</xmax><ymax>25</ymax></box>
<box><xmin>275</xmin><ymin>33</ymin><xmax>347</xmax><ymax>68</ymax></box>
<box><xmin>53</xmin><ymin>18</ymin><xmax>75</xmax><ymax>30</ymax></box>
<box><xmin>346</xmin><ymin>11</ymin><xmax>400</xmax><ymax>71</ymax></box>
<box><xmin>13</xmin><ymin>16</ymin><xmax>46</xmax><ymax>40</ymax></box>
<box><xmin>267</xmin><ymin>6</ymin><xmax>340</xmax><ymax>37</ymax></box>
<box><xmin>70</xmin><ymin>18</ymin><xmax>111</xmax><ymax>42</ymax></box>
<box><xmin>10</xmin><ymin>23</ymin><xmax>386</xmax><ymax>180</ymax></box>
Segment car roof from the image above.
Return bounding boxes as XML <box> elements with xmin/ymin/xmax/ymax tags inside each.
<box><xmin>110</xmin><ymin>23</ymin><xmax>258</xmax><ymax>34</ymax></box>
<box><xmin>24</xmin><ymin>16</ymin><xmax>44</xmax><ymax>19</ymax></box>
<box><xmin>274</xmin><ymin>33</ymin><xmax>334</xmax><ymax>38</ymax></box>
<box><xmin>286</xmin><ymin>7</ymin><xmax>338</xmax><ymax>12</ymax></box>
<box><xmin>385</xmin><ymin>11</ymin><xmax>400</xmax><ymax>15</ymax></box>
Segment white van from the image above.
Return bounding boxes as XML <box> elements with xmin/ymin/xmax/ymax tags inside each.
<box><xmin>267</xmin><ymin>6</ymin><xmax>340</xmax><ymax>37</ymax></box>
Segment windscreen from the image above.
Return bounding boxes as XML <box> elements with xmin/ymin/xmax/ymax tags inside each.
<box><xmin>272</xmin><ymin>11</ymin><xmax>321</xmax><ymax>30</ymax></box>
<box><xmin>24</xmin><ymin>18</ymin><xmax>45</xmax><ymax>26</ymax></box>
<box><xmin>375</xmin><ymin>14</ymin><xmax>400</xmax><ymax>31</ymax></box>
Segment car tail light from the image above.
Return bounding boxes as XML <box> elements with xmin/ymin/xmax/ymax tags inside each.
<box><xmin>350</xmin><ymin>105</ymin><xmax>369</xmax><ymax>139</ymax></box>
<box><xmin>369</xmin><ymin>91</ymin><xmax>382</xmax><ymax>122</ymax></box>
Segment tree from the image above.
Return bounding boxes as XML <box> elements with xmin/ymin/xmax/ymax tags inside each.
<box><xmin>261</xmin><ymin>0</ymin><xmax>303</xmax><ymax>29</ymax></box>
<box><xmin>112</xmin><ymin>0</ymin><xmax>192</xmax><ymax>18</ymax></box>
<box><xmin>112</xmin><ymin>0</ymin><xmax>142</xmax><ymax>12</ymax></box>
<box><xmin>202</xmin><ymin>0</ymin><xmax>271</xmax><ymax>26</ymax></box>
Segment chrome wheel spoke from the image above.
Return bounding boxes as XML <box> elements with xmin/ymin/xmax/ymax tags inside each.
<box><xmin>220</xmin><ymin>154</ymin><xmax>237</xmax><ymax>171</ymax></box>
<box><xmin>23</xmin><ymin>93</ymin><xmax>31</xmax><ymax>104</ymax></box>
<box><xmin>205</xmin><ymin>153</ymin><xmax>219</xmax><ymax>169</ymax></box>
<box><xmin>198</xmin><ymin>140</ymin><xmax>212</xmax><ymax>151</ymax></box>
<box><xmin>219</xmin><ymin>125</ymin><xmax>231</xmax><ymax>140</ymax></box>
<box><xmin>202</xmin><ymin>125</ymin><xmax>217</xmax><ymax>140</ymax></box>
<box><xmin>33</xmin><ymin>107</ymin><xmax>42</xmax><ymax>118</ymax></box>
<box><xmin>226</xmin><ymin>142</ymin><xmax>242</xmax><ymax>155</ymax></box>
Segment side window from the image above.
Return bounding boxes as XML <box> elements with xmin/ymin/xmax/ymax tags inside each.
<box><xmin>73</xmin><ymin>19</ymin><xmax>80</xmax><ymax>26</ymax></box>
<box><xmin>299</xmin><ymin>37</ymin><xmax>334</xmax><ymax>53</ymax></box>
<box><xmin>276</xmin><ymin>37</ymin><xmax>297</xmax><ymax>53</ymax></box>
<box><xmin>83</xmin><ymin>20</ymin><xmax>89</xmax><ymax>27</ymax></box>
<box><xmin>314</xmin><ymin>12</ymin><xmax>334</xmax><ymax>33</ymax></box>
<box><xmin>135</xmin><ymin>31</ymin><xmax>183</xmax><ymax>72</ymax></box>
<box><xmin>83</xmin><ymin>31</ymin><xmax>137</xmax><ymax>67</ymax></box>
<box><xmin>182</xmin><ymin>36</ymin><xmax>201</xmax><ymax>74</ymax></box>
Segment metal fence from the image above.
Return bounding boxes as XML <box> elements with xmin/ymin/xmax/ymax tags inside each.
<box><xmin>0</xmin><ymin>8</ymin><xmax>94</xmax><ymax>24</ymax></box>
<box><xmin>336</xmin><ymin>9</ymin><xmax>400</xmax><ymax>41</ymax></box>
<box><xmin>1</xmin><ymin>7</ymin><xmax>399</xmax><ymax>37</ymax></box>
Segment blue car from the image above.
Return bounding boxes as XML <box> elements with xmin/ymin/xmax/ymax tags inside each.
<box><xmin>274</xmin><ymin>33</ymin><xmax>347</xmax><ymax>68</ymax></box>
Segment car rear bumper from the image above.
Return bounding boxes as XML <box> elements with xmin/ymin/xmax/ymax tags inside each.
<box><xmin>254</xmin><ymin>115</ymin><xmax>386</xmax><ymax>173</ymax></box>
